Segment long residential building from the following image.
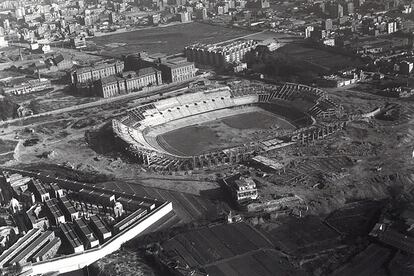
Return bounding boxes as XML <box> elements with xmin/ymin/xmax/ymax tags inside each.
<box><xmin>45</xmin><ymin>199</ymin><xmax>65</xmax><ymax>225</ymax></box>
<box><xmin>30</xmin><ymin>179</ymin><xmax>50</xmax><ymax>203</ymax></box>
<box><xmin>185</xmin><ymin>39</ymin><xmax>258</xmax><ymax>67</ymax></box>
<box><xmin>89</xmin><ymin>215</ymin><xmax>112</xmax><ymax>243</ymax></box>
<box><xmin>113</xmin><ymin>208</ymin><xmax>147</xmax><ymax>234</ymax></box>
<box><xmin>8</xmin><ymin>231</ymin><xmax>55</xmax><ymax>266</ymax></box>
<box><xmin>32</xmin><ymin>238</ymin><xmax>61</xmax><ymax>263</ymax></box>
<box><xmin>0</xmin><ymin>228</ymin><xmax>42</xmax><ymax>267</ymax></box>
<box><xmin>2</xmin><ymin>78</ymin><xmax>52</xmax><ymax>95</ymax></box>
<box><xmin>0</xmin><ymin>228</ymin><xmax>60</xmax><ymax>268</ymax></box>
<box><xmin>59</xmin><ymin>195</ymin><xmax>79</xmax><ymax>222</ymax></box>
<box><xmin>74</xmin><ymin>218</ymin><xmax>99</xmax><ymax>249</ymax></box>
<box><xmin>59</xmin><ymin>223</ymin><xmax>84</xmax><ymax>253</ymax></box>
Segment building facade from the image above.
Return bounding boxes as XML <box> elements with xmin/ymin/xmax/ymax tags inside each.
<box><xmin>158</xmin><ymin>58</ymin><xmax>195</xmax><ymax>83</ymax></box>
<box><xmin>70</xmin><ymin>60</ymin><xmax>124</xmax><ymax>86</ymax></box>
<box><xmin>96</xmin><ymin>67</ymin><xmax>163</xmax><ymax>98</ymax></box>
<box><xmin>2</xmin><ymin>78</ymin><xmax>52</xmax><ymax>95</ymax></box>
<box><xmin>185</xmin><ymin>39</ymin><xmax>258</xmax><ymax>67</ymax></box>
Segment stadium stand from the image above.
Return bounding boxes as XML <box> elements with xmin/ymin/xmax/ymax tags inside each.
<box><xmin>112</xmin><ymin>83</ymin><xmax>339</xmax><ymax>170</ymax></box>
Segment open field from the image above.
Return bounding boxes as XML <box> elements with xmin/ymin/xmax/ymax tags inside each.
<box><xmin>261</xmin><ymin>216</ymin><xmax>341</xmax><ymax>256</ymax></box>
<box><xmin>277</xmin><ymin>43</ymin><xmax>364</xmax><ymax>72</ymax></box>
<box><xmin>157</xmin><ymin>109</ymin><xmax>296</xmax><ymax>156</ymax></box>
<box><xmin>163</xmin><ymin>223</ymin><xmax>273</xmax><ymax>266</ymax></box>
<box><xmin>325</xmin><ymin>200</ymin><xmax>384</xmax><ymax>237</ymax></box>
<box><xmin>162</xmin><ymin>223</ymin><xmax>305</xmax><ymax>275</ymax></box>
<box><xmin>90</xmin><ymin>22</ymin><xmax>255</xmax><ymax>56</ymax></box>
<box><xmin>204</xmin><ymin>249</ymin><xmax>306</xmax><ymax>276</ymax></box>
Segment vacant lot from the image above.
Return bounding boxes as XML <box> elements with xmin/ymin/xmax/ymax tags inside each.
<box><xmin>90</xmin><ymin>22</ymin><xmax>254</xmax><ymax>56</ymax></box>
<box><xmin>204</xmin><ymin>249</ymin><xmax>306</xmax><ymax>276</ymax></box>
<box><xmin>0</xmin><ymin>139</ymin><xmax>17</xmax><ymax>154</ymax></box>
<box><xmin>262</xmin><ymin>216</ymin><xmax>341</xmax><ymax>256</ymax></box>
<box><xmin>277</xmin><ymin>43</ymin><xmax>363</xmax><ymax>72</ymax></box>
<box><xmin>162</xmin><ymin>223</ymin><xmax>305</xmax><ymax>275</ymax></box>
<box><xmin>98</xmin><ymin>181</ymin><xmax>219</xmax><ymax>224</ymax></box>
<box><xmin>163</xmin><ymin>223</ymin><xmax>273</xmax><ymax>266</ymax></box>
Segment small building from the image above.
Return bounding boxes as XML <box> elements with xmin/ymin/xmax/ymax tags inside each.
<box><xmin>223</xmin><ymin>175</ymin><xmax>258</xmax><ymax>203</ymax></box>
<box><xmin>26</xmin><ymin>205</ymin><xmax>49</xmax><ymax>230</ymax></box>
<box><xmin>20</xmin><ymin>190</ymin><xmax>35</xmax><ymax>208</ymax></box>
<box><xmin>0</xmin><ymin>36</ymin><xmax>8</xmax><ymax>48</ymax></box>
<box><xmin>70</xmin><ymin>37</ymin><xmax>87</xmax><ymax>49</ymax></box>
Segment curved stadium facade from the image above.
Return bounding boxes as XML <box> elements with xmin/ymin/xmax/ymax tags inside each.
<box><xmin>112</xmin><ymin>83</ymin><xmax>340</xmax><ymax>171</ymax></box>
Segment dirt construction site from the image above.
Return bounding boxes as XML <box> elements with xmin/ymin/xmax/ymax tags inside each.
<box><xmin>0</xmin><ymin>77</ymin><xmax>414</xmax><ymax>219</ymax></box>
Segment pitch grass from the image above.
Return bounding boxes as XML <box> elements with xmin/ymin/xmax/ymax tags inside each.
<box><xmin>158</xmin><ymin>110</ymin><xmax>295</xmax><ymax>156</ymax></box>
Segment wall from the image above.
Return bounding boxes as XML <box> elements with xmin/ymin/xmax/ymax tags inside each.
<box><xmin>28</xmin><ymin>202</ymin><xmax>173</xmax><ymax>275</ymax></box>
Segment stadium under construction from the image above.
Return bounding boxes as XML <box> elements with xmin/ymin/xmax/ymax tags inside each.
<box><xmin>112</xmin><ymin>83</ymin><xmax>344</xmax><ymax>171</ymax></box>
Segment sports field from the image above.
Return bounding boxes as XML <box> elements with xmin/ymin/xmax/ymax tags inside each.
<box><xmin>90</xmin><ymin>22</ymin><xmax>255</xmax><ymax>57</ymax></box>
<box><xmin>157</xmin><ymin>110</ymin><xmax>295</xmax><ymax>156</ymax></box>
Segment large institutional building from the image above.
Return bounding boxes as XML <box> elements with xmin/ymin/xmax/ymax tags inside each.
<box><xmin>69</xmin><ymin>53</ymin><xmax>195</xmax><ymax>98</ymax></box>
<box><xmin>125</xmin><ymin>52</ymin><xmax>196</xmax><ymax>83</ymax></box>
<box><xmin>69</xmin><ymin>60</ymin><xmax>124</xmax><ymax>86</ymax></box>
<box><xmin>95</xmin><ymin>67</ymin><xmax>163</xmax><ymax>98</ymax></box>
<box><xmin>185</xmin><ymin>39</ymin><xmax>258</xmax><ymax>67</ymax></box>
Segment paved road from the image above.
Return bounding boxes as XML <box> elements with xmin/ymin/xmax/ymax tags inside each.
<box><xmin>0</xmin><ymin>75</ymin><xmax>209</xmax><ymax>127</ymax></box>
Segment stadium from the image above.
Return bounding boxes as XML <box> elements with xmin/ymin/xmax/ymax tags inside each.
<box><xmin>112</xmin><ymin>83</ymin><xmax>340</xmax><ymax>171</ymax></box>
